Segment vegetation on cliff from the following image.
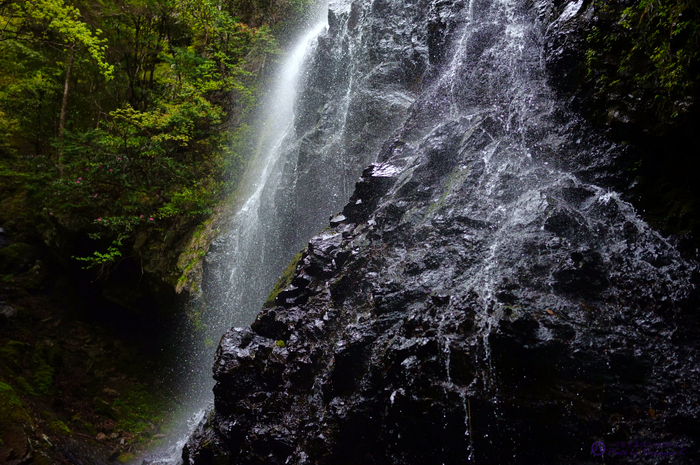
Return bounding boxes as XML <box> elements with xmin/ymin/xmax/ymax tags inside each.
<box><xmin>585</xmin><ymin>0</ymin><xmax>699</xmax><ymax>131</ymax></box>
<box><xmin>0</xmin><ymin>0</ymin><xmax>279</xmax><ymax>281</ymax></box>
<box><xmin>553</xmin><ymin>0</ymin><xmax>700</xmax><ymax>252</ymax></box>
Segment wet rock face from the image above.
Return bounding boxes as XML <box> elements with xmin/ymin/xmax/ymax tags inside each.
<box><xmin>184</xmin><ymin>0</ymin><xmax>700</xmax><ymax>463</ymax></box>
<box><xmin>543</xmin><ymin>1</ymin><xmax>700</xmax><ymax>253</ymax></box>
<box><xmin>542</xmin><ymin>0</ymin><xmax>594</xmax><ymax>98</ymax></box>
<box><xmin>275</xmin><ymin>0</ymin><xmax>434</xmax><ymax>253</ymax></box>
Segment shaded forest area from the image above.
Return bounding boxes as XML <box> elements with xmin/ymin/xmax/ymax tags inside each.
<box><xmin>0</xmin><ymin>0</ymin><xmax>310</xmax><ymax>462</ymax></box>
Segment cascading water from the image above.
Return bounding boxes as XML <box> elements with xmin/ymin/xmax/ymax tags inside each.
<box><xmin>202</xmin><ymin>0</ymin><xmax>421</xmax><ymax>340</ymax></box>
<box><xmin>179</xmin><ymin>0</ymin><xmax>699</xmax><ymax>463</ymax></box>
<box><xmin>140</xmin><ymin>10</ymin><xmax>338</xmax><ymax>464</ymax></box>
<box><xmin>201</xmin><ymin>21</ymin><xmax>330</xmax><ymax>344</ymax></box>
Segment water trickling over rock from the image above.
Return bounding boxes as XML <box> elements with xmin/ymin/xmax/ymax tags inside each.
<box><xmin>183</xmin><ymin>0</ymin><xmax>700</xmax><ymax>463</ymax></box>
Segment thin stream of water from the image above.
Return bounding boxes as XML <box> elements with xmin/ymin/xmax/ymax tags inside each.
<box><xmin>140</xmin><ymin>14</ymin><xmax>329</xmax><ymax>465</ymax></box>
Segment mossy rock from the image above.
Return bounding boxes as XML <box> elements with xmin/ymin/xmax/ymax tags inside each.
<box><xmin>12</xmin><ymin>377</ymin><xmax>36</xmax><ymax>396</ymax></box>
<box><xmin>80</xmin><ymin>421</ymin><xmax>98</xmax><ymax>437</ymax></box>
<box><xmin>263</xmin><ymin>251</ymin><xmax>303</xmax><ymax>308</ymax></box>
<box><xmin>93</xmin><ymin>397</ymin><xmax>119</xmax><ymax>420</ymax></box>
<box><xmin>31</xmin><ymin>343</ymin><xmax>59</xmax><ymax>395</ymax></box>
<box><xmin>0</xmin><ymin>381</ymin><xmax>33</xmax><ymax>462</ymax></box>
<box><xmin>0</xmin><ymin>381</ymin><xmax>30</xmax><ymax>424</ymax></box>
<box><xmin>175</xmin><ymin>217</ymin><xmax>219</xmax><ymax>296</ymax></box>
<box><xmin>0</xmin><ymin>340</ymin><xmax>26</xmax><ymax>373</ymax></box>
<box><xmin>117</xmin><ymin>452</ymin><xmax>137</xmax><ymax>463</ymax></box>
<box><xmin>49</xmin><ymin>420</ymin><xmax>71</xmax><ymax>435</ymax></box>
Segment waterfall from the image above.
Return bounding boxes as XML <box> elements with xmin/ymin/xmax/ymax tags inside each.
<box><xmin>178</xmin><ymin>0</ymin><xmax>699</xmax><ymax>462</ymax></box>
<box><xmin>205</xmin><ymin>19</ymin><xmax>330</xmax><ymax>337</ymax></box>
<box><xmin>140</xmin><ymin>11</ymin><xmax>334</xmax><ymax>465</ymax></box>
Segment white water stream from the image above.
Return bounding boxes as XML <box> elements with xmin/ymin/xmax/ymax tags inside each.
<box><xmin>140</xmin><ymin>14</ymin><xmax>329</xmax><ymax>465</ymax></box>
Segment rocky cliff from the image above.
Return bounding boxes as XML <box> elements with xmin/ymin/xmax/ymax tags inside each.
<box><xmin>183</xmin><ymin>0</ymin><xmax>700</xmax><ymax>463</ymax></box>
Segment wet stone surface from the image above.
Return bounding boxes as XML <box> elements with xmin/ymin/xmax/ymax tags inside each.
<box><xmin>184</xmin><ymin>0</ymin><xmax>700</xmax><ymax>463</ymax></box>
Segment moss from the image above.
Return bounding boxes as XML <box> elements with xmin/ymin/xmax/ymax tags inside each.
<box><xmin>263</xmin><ymin>251</ymin><xmax>303</xmax><ymax>308</ymax></box>
<box><xmin>31</xmin><ymin>343</ymin><xmax>59</xmax><ymax>395</ymax></box>
<box><xmin>0</xmin><ymin>381</ymin><xmax>30</xmax><ymax>424</ymax></box>
<box><xmin>32</xmin><ymin>368</ymin><xmax>53</xmax><ymax>395</ymax></box>
<box><xmin>0</xmin><ymin>340</ymin><xmax>26</xmax><ymax>373</ymax></box>
<box><xmin>117</xmin><ymin>452</ymin><xmax>137</xmax><ymax>463</ymax></box>
<box><xmin>49</xmin><ymin>420</ymin><xmax>71</xmax><ymax>435</ymax></box>
<box><xmin>13</xmin><ymin>376</ymin><xmax>36</xmax><ymax>396</ymax></box>
<box><xmin>80</xmin><ymin>421</ymin><xmax>98</xmax><ymax>437</ymax></box>
<box><xmin>426</xmin><ymin>165</ymin><xmax>470</xmax><ymax>216</ymax></box>
<box><xmin>0</xmin><ymin>382</ymin><xmax>23</xmax><ymax>410</ymax></box>
<box><xmin>112</xmin><ymin>385</ymin><xmax>166</xmax><ymax>436</ymax></box>
<box><xmin>93</xmin><ymin>397</ymin><xmax>118</xmax><ymax>420</ymax></box>
<box><xmin>0</xmin><ymin>242</ymin><xmax>36</xmax><ymax>273</ymax></box>
<box><xmin>175</xmin><ymin>218</ymin><xmax>218</xmax><ymax>295</ymax></box>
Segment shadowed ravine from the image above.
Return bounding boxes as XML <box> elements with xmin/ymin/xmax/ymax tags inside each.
<box><xmin>178</xmin><ymin>0</ymin><xmax>700</xmax><ymax>463</ymax></box>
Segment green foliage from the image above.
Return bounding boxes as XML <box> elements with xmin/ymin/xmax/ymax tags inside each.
<box><xmin>586</xmin><ymin>0</ymin><xmax>700</xmax><ymax>124</ymax></box>
<box><xmin>73</xmin><ymin>238</ymin><xmax>123</xmax><ymax>270</ymax></box>
<box><xmin>0</xmin><ymin>0</ymin><xmax>113</xmax><ymax>78</ymax></box>
<box><xmin>0</xmin><ymin>41</ymin><xmax>62</xmax><ymax>151</ymax></box>
<box><xmin>0</xmin><ymin>0</ymin><xmax>280</xmax><ymax>276</ymax></box>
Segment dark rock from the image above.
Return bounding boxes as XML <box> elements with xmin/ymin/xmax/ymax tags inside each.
<box><xmin>0</xmin><ymin>425</ymin><xmax>30</xmax><ymax>465</ymax></box>
<box><xmin>342</xmin><ymin>164</ymin><xmax>400</xmax><ymax>223</ymax></box>
<box><xmin>0</xmin><ymin>228</ymin><xmax>8</xmax><ymax>248</ymax></box>
<box><xmin>543</xmin><ymin>0</ymin><xmax>594</xmax><ymax>97</ymax></box>
<box><xmin>185</xmin><ymin>0</ymin><xmax>700</xmax><ymax>463</ymax></box>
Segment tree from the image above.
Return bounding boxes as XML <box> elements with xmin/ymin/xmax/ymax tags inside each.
<box><xmin>0</xmin><ymin>0</ymin><xmax>113</xmax><ymax>161</ymax></box>
<box><xmin>0</xmin><ymin>0</ymin><xmax>284</xmax><ymax>275</ymax></box>
<box><xmin>0</xmin><ymin>0</ymin><xmax>112</xmax><ymax>77</ymax></box>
